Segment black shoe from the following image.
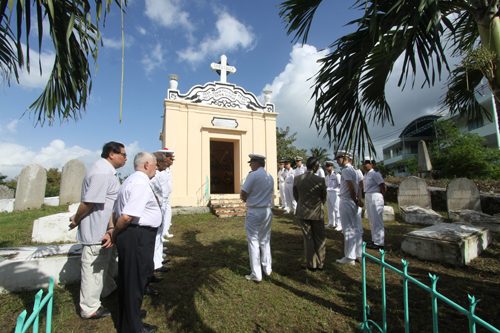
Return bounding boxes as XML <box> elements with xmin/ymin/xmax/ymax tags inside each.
<box><xmin>144</xmin><ymin>285</ymin><xmax>160</xmax><ymax>297</ymax></box>
<box><xmin>149</xmin><ymin>276</ymin><xmax>164</xmax><ymax>284</ymax></box>
<box><xmin>162</xmin><ymin>259</ymin><xmax>171</xmax><ymax>264</ymax></box>
<box><xmin>140</xmin><ymin>323</ymin><xmax>158</xmax><ymax>333</ymax></box>
<box><xmin>155</xmin><ymin>266</ymin><xmax>171</xmax><ymax>273</ymax></box>
<box><xmin>366</xmin><ymin>243</ymin><xmax>384</xmax><ymax>250</ymax></box>
<box><xmin>300</xmin><ymin>263</ymin><xmax>317</xmax><ymax>272</ymax></box>
<box><xmin>140</xmin><ymin>309</ymin><xmax>147</xmax><ymax>319</ymax></box>
<box><xmin>83</xmin><ymin>307</ymin><xmax>111</xmax><ymax>320</ymax></box>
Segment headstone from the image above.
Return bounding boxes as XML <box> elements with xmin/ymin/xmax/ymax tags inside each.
<box><xmin>401</xmin><ymin>222</ymin><xmax>492</xmax><ymax>266</ymax></box>
<box><xmin>59</xmin><ymin>159</ymin><xmax>86</xmax><ymax>205</ymax></box>
<box><xmin>0</xmin><ymin>185</ymin><xmax>14</xmax><ymax>199</ymax></box>
<box><xmin>446</xmin><ymin>178</ymin><xmax>481</xmax><ymax>213</ymax></box>
<box><xmin>13</xmin><ymin>164</ymin><xmax>47</xmax><ymax>211</ymax></box>
<box><xmin>0</xmin><ymin>199</ymin><xmax>15</xmax><ymax>213</ymax></box>
<box><xmin>44</xmin><ymin>197</ymin><xmax>60</xmax><ymax>206</ymax></box>
<box><xmin>400</xmin><ymin>205</ymin><xmax>444</xmax><ymax>225</ymax></box>
<box><xmin>32</xmin><ymin>203</ymin><xmax>79</xmax><ymax>243</ymax></box>
<box><xmin>449</xmin><ymin>210</ymin><xmax>500</xmax><ymax>233</ymax></box>
<box><xmin>398</xmin><ymin>176</ymin><xmax>432</xmax><ymax>209</ymax></box>
<box><xmin>363</xmin><ymin>205</ymin><xmax>395</xmax><ymax>222</ymax></box>
<box><xmin>417</xmin><ymin>140</ymin><xmax>432</xmax><ymax>171</ymax></box>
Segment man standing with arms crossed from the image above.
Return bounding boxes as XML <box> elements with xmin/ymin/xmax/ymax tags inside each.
<box><xmin>240</xmin><ymin>154</ymin><xmax>274</xmax><ymax>283</ymax></box>
<box><xmin>324</xmin><ymin>161</ymin><xmax>342</xmax><ymax>231</ymax></box>
<box><xmin>69</xmin><ymin>141</ymin><xmax>126</xmax><ymax>320</ymax></box>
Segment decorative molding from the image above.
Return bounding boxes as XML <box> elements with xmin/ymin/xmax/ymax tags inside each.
<box><xmin>168</xmin><ymin>82</ymin><xmax>275</xmax><ymax>113</ymax></box>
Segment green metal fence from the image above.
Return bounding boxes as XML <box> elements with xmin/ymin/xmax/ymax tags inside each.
<box><xmin>15</xmin><ymin>276</ymin><xmax>54</xmax><ymax>333</ymax></box>
<box><xmin>359</xmin><ymin>243</ymin><xmax>500</xmax><ymax>333</ymax></box>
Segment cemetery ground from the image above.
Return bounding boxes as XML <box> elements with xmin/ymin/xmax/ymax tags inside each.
<box><xmin>0</xmin><ymin>202</ymin><xmax>499</xmax><ymax>332</ymax></box>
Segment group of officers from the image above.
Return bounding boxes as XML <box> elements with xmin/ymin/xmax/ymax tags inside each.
<box><xmin>242</xmin><ymin>149</ymin><xmax>386</xmax><ymax>284</ymax></box>
<box><xmin>69</xmin><ymin>142</ymin><xmax>175</xmax><ymax>333</ymax></box>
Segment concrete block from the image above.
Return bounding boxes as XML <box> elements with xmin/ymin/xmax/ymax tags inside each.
<box><xmin>401</xmin><ymin>222</ymin><xmax>492</xmax><ymax>266</ymax></box>
<box><xmin>31</xmin><ymin>204</ymin><xmax>79</xmax><ymax>243</ymax></box>
<box><xmin>400</xmin><ymin>205</ymin><xmax>444</xmax><ymax>225</ymax></box>
<box><xmin>43</xmin><ymin>196</ymin><xmax>60</xmax><ymax>206</ymax></box>
<box><xmin>449</xmin><ymin>209</ymin><xmax>500</xmax><ymax>233</ymax></box>
<box><xmin>363</xmin><ymin>205</ymin><xmax>395</xmax><ymax>222</ymax></box>
<box><xmin>0</xmin><ymin>199</ymin><xmax>14</xmax><ymax>213</ymax></box>
<box><xmin>172</xmin><ymin>206</ymin><xmax>210</xmax><ymax>215</ymax></box>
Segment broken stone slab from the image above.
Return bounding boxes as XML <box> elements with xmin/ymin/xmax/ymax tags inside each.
<box><xmin>400</xmin><ymin>205</ymin><xmax>444</xmax><ymax>225</ymax></box>
<box><xmin>449</xmin><ymin>209</ymin><xmax>500</xmax><ymax>233</ymax></box>
<box><xmin>363</xmin><ymin>205</ymin><xmax>395</xmax><ymax>222</ymax></box>
<box><xmin>31</xmin><ymin>203</ymin><xmax>79</xmax><ymax>243</ymax></box>
<box><xmin>401</xmin><ymin>222</ymin><xmax>492</xmax><ymax>266</ymax></box>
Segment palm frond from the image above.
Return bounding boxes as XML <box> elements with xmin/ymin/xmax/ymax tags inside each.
<box><xmin>279</xmin><ymin>0</ymin><xmax>323</xmax><ymax>44</ymax></box>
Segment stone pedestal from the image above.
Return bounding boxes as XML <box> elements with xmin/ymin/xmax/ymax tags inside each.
<box><xmin>400</xmin><ymin>205</ymin><xmax>444</xmax><ymax>225</ymax></box>
<box><xmin>401</xmin><ymin>222</ymin><xmax>492</xmax><ymax>266</ymax></box>
<box><xmin>449</xmin><ymin>210</ymin><xmax>500</xmax><ymax>233</ymax></box>
<box><xmin>31</xmin><ymin>203</ymin><xmax>79</xmax><ymax>243</ymax></box>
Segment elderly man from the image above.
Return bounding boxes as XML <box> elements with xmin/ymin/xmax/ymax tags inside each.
<box><xmin>69</xmin><ymin>141</ymin><xmax>126</xmax><ymax>320</ymax></box>
<box><xmin>240</xmin><ymin>154</ymin><xmax>274</xmax><ymax>283</ymax></box>
<box><xmin>293</xmin><ymin>157</ymin><xmax>327</xmax><ymax>271</ymax></box>
<box><xmin>283</xmin><ymin>159</ymin><xmax>296</xmax><ymax>214</ymax></box>
<box><xmin>362</xmin><ymin>157</ymin><xmax>387</xmax><ymax>250</ymax></box>
<box><xmin>335</xmin><ymin>150</ymin><xmax>363</xmax><ymax>266</ymax></box>
<box><xmin>324</xmin><ymin>161</ymin><xmax>342</xmax><ymax>231</ymax></box>
<box><xmin>105</xmin><ymin>152</ymin><xmax>161</xmax><ymax>333</ymax></box>
<box><xmin>277</xmin><ymin>157</ymin><xmax>287</xmax><ymax>209</ymax></box>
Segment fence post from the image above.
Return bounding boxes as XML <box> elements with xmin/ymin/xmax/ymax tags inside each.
<box><xmin>46</xmin><ymin>276</ymin><xmax>54</xmax><ymax>333</ymax></box>
<box><xmin>402</xmin><ymin>260</ymin><xmax>410</xmax><ymax>333</ymax></box>
<box><xmin>380</xmin><ymin>250</ymin><xmax>387</xmax><ymax>333</ymax></box>
<box><xmin>429</xmin><ymin>274</ymin><xmax>440</xmax><ymax>333</ymax></box>
<box><xmin>468</xmin><ymin>295</ymin><xmax>480</xmax><ymax>333</ymax></box>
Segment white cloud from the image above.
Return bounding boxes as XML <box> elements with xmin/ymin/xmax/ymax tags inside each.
<box><xmin>137</xmin><ymin>26</ymin><xmax>147</xmax><ymax>35</ymax></box>
<box><xmin>6</xmin><ymin>120</ymin><xmax>19</xmax><ymax>134</ymax></box>
<box><xmin>144</xmin><ymin>0</ymin><xmax>194</xmax><ymax>33</ymax></box>
<box><xmin>102</xmin><ymin>35</ymin><xmax>135</xmax><ymax>49</ymax></box>
<box><xmin>142</xmin><ymin>43</ymin><xmax>164</xmax><ymax>74</ymax></box>
<box><xmin>17</xmin><ymin>43</ymin><xmax>55</xmax><ymax>90</ymax></box>
<box><xmin>177</xmin><ymin>12</ymin><xmax>255</xmax><ymax>64</ymax></box>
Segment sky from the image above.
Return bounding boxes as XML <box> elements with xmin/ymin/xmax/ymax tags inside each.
<box><xmin>0</xmin><ymin>0</ymin><xmax>457</xmax><ymax>179</ymax></box>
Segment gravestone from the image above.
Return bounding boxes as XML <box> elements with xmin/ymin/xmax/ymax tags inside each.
<box><xmin>401</xmin><ymin>222</ymin><xmax>492</xmax><ymax>266</ymax></box>
<box><xmin>13</xmin><ymin>164</ymin><xmax>47</xmax><ymax>211</ymax></box>
<box><xmin>59</xmin><ymin>159</ymin><xmax>86</xmax><ymax>205</ymax></box>
<box><xmin>446</xmin><ymin>178</ymin><xmax>481</xmax><ymax>213</ymax></box>
<box><xmin>400</xmin><ymin>205</ymin><xmax>444</xmax><ymax>225</ymax></box>
<box><xmin>449</xmin><ymin>210</ymin><xmax>500</xmax><ymax>233</ymax></box>
<box><xmin>363</xmin><ymin>205</ymin><xmax>395</xmax><ymax>221</ymax></box>
<box><xmin>417</xmin><ymin>140</ymin><xmax>432</xmax><ymax>171</ymax></box>
<box><xmin>32</xmin><ymin>203</ymin><xmax>79</xmax><ymax>243</ymax></box>
<box><xmin>0</xmin><ymin>185</ymin><xmax>14</xmax><ymax>199</ymax></box>
<box><xmin>398</xmin><ymin>176</ymin><xmax>442</xmax><ymax>225</ymax></box>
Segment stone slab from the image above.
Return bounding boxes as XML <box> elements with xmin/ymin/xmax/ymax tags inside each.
<box><xmin>32</xmin><ymin>204</ymin><xmax>79</xmax><ymax>243</ymax></box>
<box><xmin>363</xmin><ymin>205</ymin><xmax>395</xmax><ymax>222</ymax></box>
<box><xmin>14</xmin><ymin>164</ymin><xmax>47</xmax><ymax>211</ymax></box>
<box><xmin>0</xmin><ymin>199</ymin><xmax>14</xmax><ymax>213</ymax></box>
<box><xmin>401</xmin><ymin>222</ymin><xmax>492</xmax><ymax>266</ymax></box>
<box><xmin>398</xmin><ymin>176</ymin><xmax>432</xmax><ymax>209</ymax></box>
<box><xmin>43</xmin><ymin>196</ymin><xmax>60</xmax><ymax>206</ymax></box>
<box><xmin>446</xmin><ymin>178</ymin><xmax>481</xmax><ymax>214</ymax></box>
<box><xmin>59</xmin><ymin>159</ymin><xmax>86</xmax><ymax>205</ymax></box>
<box><xmin>0</xmin><ymin>185</ymin><xmax>14</xmax><ymax>199</ymax></box>
<box><xmin>172</xmin><ymin>206</ymin><xmax>210</xmax><ymax>215</ymax></box>
<box><xmin>449</xmin><ymin>209</ymin><xmax>500</xmax><ymax>233</ymax></box>
<box><xmin>400</xmin><ymin>205</ymin><xmax>444</xmax><ymax>225</ymax></box>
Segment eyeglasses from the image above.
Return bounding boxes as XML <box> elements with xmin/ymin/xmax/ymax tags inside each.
<box><xmin>117</xmin><ymin>152</ymin><xmax>127</xmax><ymax>158</ymax></box>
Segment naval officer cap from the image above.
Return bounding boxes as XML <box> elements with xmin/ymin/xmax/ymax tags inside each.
<box><xmin>324</xmin><ymin>161</ymin><xmax>335</xmax><ymax>167</ymax></box>
<box><xmin>278</xmin><ymin>157</ymin><xmax>287</xmax><ymax>163</ymax></box>
<box><xmin>334</xmin><ymin>149</ymin><xmax>353</xmax><ymax>159</ymax></box>
<box><xmin>294</xmin><ymin>156</ymin><xmax>303</xmax><ymax>161</ymax></box>
<box><xmin>157</xmin><ymin>147</ymin><xmax>174</xmax><ymax>155</ymax></box>
<box><xmin>248</xmin><ymin>154</ymin><xmax>266</xmax><ymax>163</ymax></box>
<box><xmin>363</xmin><ymin>156</ymin><xmax>376</xmax><ymax>164</ymax></box>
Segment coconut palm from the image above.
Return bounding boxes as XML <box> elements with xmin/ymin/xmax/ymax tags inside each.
<box><xmin>0</xmin><ymin>0</ymin><xmax>123</xmax><ymax>125</ymax></box>
<box><xmin>279</xmin><ymin>0</ymin><xmax>500</xmax><ymax>158</ymax></box>
<box><xmin>309</xmin><ymin>146</ymin><xmax>331</xmax><ymax>164</ymax></box>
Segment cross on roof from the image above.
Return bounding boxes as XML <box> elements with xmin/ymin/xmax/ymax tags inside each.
<box><xmin>210</xmin><ymin>55</ymin><xmax>236</xmax><ymax>83</ymax></box>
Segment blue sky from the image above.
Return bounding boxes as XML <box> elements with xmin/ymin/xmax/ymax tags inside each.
<box><xmin>0</xmin><ymin>0</ymin><xmax>451</xmax><ymax>179</ymax></box>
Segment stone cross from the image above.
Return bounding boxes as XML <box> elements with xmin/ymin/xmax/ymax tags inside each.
<box><xmin>210</xmin><ymin>55</ymin><xmax>236</xmax><ymax>83</ymax></box>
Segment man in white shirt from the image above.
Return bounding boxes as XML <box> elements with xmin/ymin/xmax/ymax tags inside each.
<box><xmin>362</xmin><ymin>157</ymin><xmax>387</xmax><ymax>250</ymax></box>
<box><xmin>240</xmin><ymin>154</ymin><xmax>274</xmax><ymax>283</ymax></box>
<box><xmin>158</xmin><ymin>148</ymin><xmax>175</xmax><ymax>240</ymax></box>
<box><xmin>314</xmin><ymin>166</ymin><xmax>325</xmax><ymax>178</ymax></box>
<box><xmin>324</xmin><ymin>161</ymin><xmax>342</xmax><ymax>230</ymax></box>
<box><xmin>277</xmin><ymin>158</ymin><xmax>287</xmax><ymax>209</ymax></box>
<box><xmin>69</xmin><ymin>141</ymin><xmax>126</xmax><ymax>320</ymax></box>
<box><xmin>283</xmin><ymin>160</ymin><xmax>296</xmax><ymax>214</ymax></box>
<box><xmin>335</xmin><ymin>150</ymin><xmax>363</xmax><ymax>266</ymax></box>
<box><xmin>104</xmin><ymin>152</ymin><xmax>161</xmax><ymax>333</ymax></box>
<box><xmin>294</xmin><ymin>156</ymin><xmax>307</xmax><ymax>177</ymax></box>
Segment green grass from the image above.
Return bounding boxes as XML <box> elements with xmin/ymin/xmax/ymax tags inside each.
<box><xmin>0</xmin><ymin>203</ymin><xmax>499</xmax><ymax>332</ymax></box>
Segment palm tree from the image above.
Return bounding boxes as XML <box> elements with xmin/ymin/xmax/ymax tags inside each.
<box><xmin>309</xmin><ymin>146</ymin><xmax>330</xmax><ymax>164</ymax></box>
<box><xmin>0</xmin><ymin>0</ymin><xmax>123</xmax><ymax>125</ymax></box>
<box><xmin>279</xmin><ymin>0</ymin><xmax>500</xmax><ymax>158</ymax></box>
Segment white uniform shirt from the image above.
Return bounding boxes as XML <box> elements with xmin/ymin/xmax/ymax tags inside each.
<box><xmin>241</xmin><ymin>167</ymin><xmax>274</xmax><ymax>207</ymax></box>
<box><xmin>278</xmin><ymin>168</ymin><xmax>287</xmax><ymax>185</ymax></box>
<box><xmin>325</xmin><ymin>172</ymin><xmax>341</xmax><ymax>192</ymax></box>
<box><xmin>355</xmin><ymin>169</ymin><xmax>364</xmax><ymax>186</ymax></box>
<box><xmin>363</xmin><ymin>169</ymin><xmax>385</xmax><ymax>193</ymax></box>
<box><xmin>77</xmin><ymin>158</ymin><xmax>120</xmax><ymax>245</ymax></box>
<box><xmin>113</xmin><ymin>171</ymin><xmax>161</xmax><ymax>228</ymax></box>
<box><xmin>339</xmin><ymin>163</ymin><xmax>358</xmax><ymax>198</ymax></box>
<box><xmin>294</xmin><ymin>165</ymin><xmax>307</xmax><ymax>177</ymax></box>
<box><xmin>150</xmin><ymin>169</ymin><xmax>168</xmax><ymax>203</ymax></box>
<box><xmin>284</xmin><ymin>168</ymin><xmax>294</xmax><ymax>184</ymax></box>
<box><xmin>315</xmin><ymin>167</ymin><xmax>325</xmax><ymax>178</ymax></box>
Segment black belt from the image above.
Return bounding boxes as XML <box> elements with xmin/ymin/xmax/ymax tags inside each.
<box><xmin>128</xmin><ymin>224</ymin><xmax>158</xmax><ymax>232</ymax></box>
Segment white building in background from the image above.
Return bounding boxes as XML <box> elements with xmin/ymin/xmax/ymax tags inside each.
<box><xmin>382</xmin><ymin>93</ymin><xmax>500</xmax><ymax>177</ymax></box>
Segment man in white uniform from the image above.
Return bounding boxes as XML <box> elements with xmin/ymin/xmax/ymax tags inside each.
<box><xmin>324</xmin><ymin>161</ymin><xmax>342</xmax><ymax>230</ymax></box>
<box><xmin>362</xmin><ymin>157</ymin><xmax>387</xmax><ymax>250</ymax></box>
<box><xmin>294</xmin><ymin>156</ymin><xmax>307</xmax><ymax>177</ymax></box>
<box><xmin>314</xmin><ymin>166</ymin><xmax>325</xmax><ymax>178</ymax></box>
<box><xmin>240</xmin><ymin>154</ymin><xmax>274</xmax><ymax>283</ymax></box>
<box><xmin>69</xmin><ymin>141</ymin><xmax>126</xmax><ymax>320</ymax></box>
<box><xmin>283</xmin><ymin>160</ymin><xmax>296</xmax><ymax>214</ymax></box>
<box><xmin>354</xmin><ymin>166</ymin><xmax>364</xmax><ymax>255</ymax></box>
<box><xmin>158</xmin><ymin>148</ymin><xmax>174</xmax><ymax>240</ymax></box>
<box><xmin>105</xmin><ymin>152</ymin><xmax>161</xmax><ymax>333</ymax></box>
<box><xmin>335</xmin><ymin>150</ymin><xmax>363</xmax><ymax>265</ymax></box>
<box><xmin>277</xmin><ymin>158</ymin><xmax>287</xmax><ymax>209</ymax></box>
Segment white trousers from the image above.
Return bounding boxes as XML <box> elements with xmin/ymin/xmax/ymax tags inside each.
<box><xmin>339</xmin><ymin>198</ymin><xmax>363</xmax><ymax>260</ymax></box>
<box><xmin>326</xmin><ymin>191</ymin><xmax>340</xmax><ymax>226</ymax></box>
<box><xmin>80</xmin><ymin>244</ymin><xmax>117</xmax><ymax>318</ymax></box>
<box><xmin>245</xmin><ymin>207</ymin><xmax>273</xmax><ymax>280</ymax></box>
<box><xmin>366</xmin><ymin>192</ymin><xmax>385</xmax><ymax>246</ymax></box>
<box><xmin>279</xmin><ymin>182</ymin><xmax>286</xmax><ymax>207</ymax></box>
<box><xmin>162</xmin><ymin>200</ymin><xmax>172</xmax><ymax>236</ymax></box>
<box><xmin>284</xmin><ymin>183</ymin><xmax>296</xmax><ymax>213</ymax></box>
<box><xmin>153</xmin><ymin>221</ymin><xmax>166</xmax><ymax>269</ymax></box>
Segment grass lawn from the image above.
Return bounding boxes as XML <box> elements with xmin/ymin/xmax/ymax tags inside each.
<box><xmin>0</xmin><ymin>202</ymin><xmax>499</xmax><ymax>332</ymax></box>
